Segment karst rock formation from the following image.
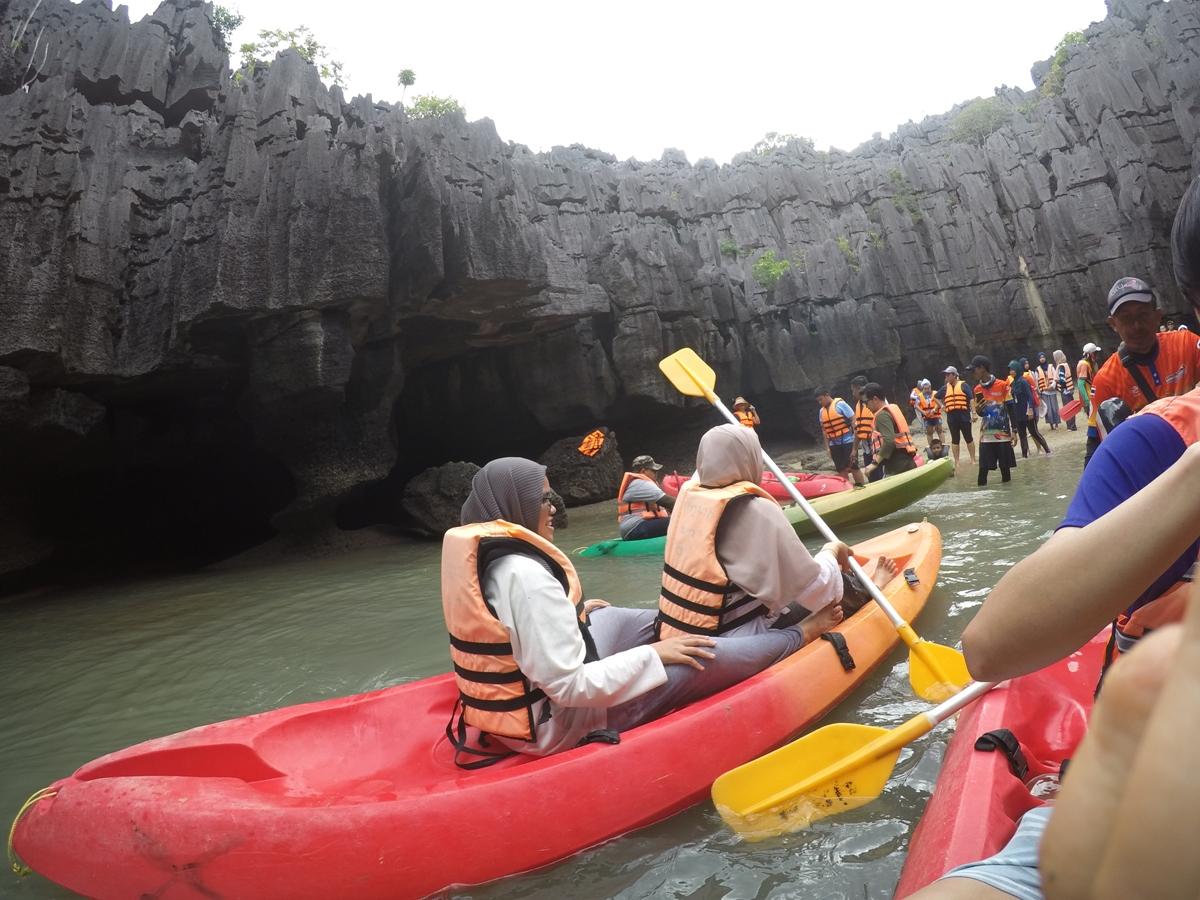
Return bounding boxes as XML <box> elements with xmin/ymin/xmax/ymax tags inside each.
<box><xmin>0</xmin><ymin>0</ymin><xmax>1196</xmax><ymax>580</ymax></box>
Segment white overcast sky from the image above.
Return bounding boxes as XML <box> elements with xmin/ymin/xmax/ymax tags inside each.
<box><xmin>123</xmin><ymin>0</ymin><xmax>1109</xmax><ymax>162</ymax></box>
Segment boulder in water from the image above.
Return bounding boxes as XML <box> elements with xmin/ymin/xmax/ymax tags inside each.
<box><xmin>540</xmin><ymin>428</ymin><xmax>622</xmax><ymax>507</ymax></box>
<box><xmin>400</xmin><ymin>462</ymin><xmax>480</xmax><ymax>536</ymax></box>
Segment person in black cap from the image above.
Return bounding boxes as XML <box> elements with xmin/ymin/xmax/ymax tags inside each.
<box><xmin>1085</xmin><ymin>276</ymin><xmax>1200</xmax><ymax>464</ymax></box>
<box><xmin>970</xmin><ymin>355</ymin><xmax>1017</xmax><ymax>486</ymax></box>
<box><xmin>616</xmin><ymin>455</ymin><xmax>675</xmax><ymax>541</ymax></box>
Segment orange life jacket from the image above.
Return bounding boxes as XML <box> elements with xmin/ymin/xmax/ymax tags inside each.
<box><xmin>916</xmin><ymin>393</ymin><xmax>941</xmax><ymax>421</ymax></box>
<box><xmin>656</xmin><ymin>480</ymin><xmax>773</xmax><ymax>639</ymax></box>
<box><xmin>820</xmin><ymin>397</ymin><xmax>852</xmax><ymax>442</ymax></box>
<box><xmin>871</xmin><ymin>403</ymin><xmax>917</xmax><ymax>456</ymax></box>
<box><xmin>440</xmin><ymin>521</ymin><xmax>592</xmax><ymax>753</ymax></box>
<box><xmin>616</xmin><ymin>472</ymin><xmax>669</xmax><ymax>522</ymax></box>
<box><xmin>1076</xmin><ymin>357</ymin><xmax>1095</xmax><ymax>383</ymax></box>
<box><xmin>735</xmin><ymin>407</ymin><xmax>758</xmax><ymax>428</ymax></box>
<box><xmin>1106</xmin><ymin>389</ymin><xmax>1200</xmax><ymax>653</ymax></box>
<box><xmin>577</xmin><ymin>429</ymin><xmax>606</xmax><ymax>457</ymax></box>
<box><xmin>1021</xmin><ymin>372</ymin><xmax>1041</xmax><ymax>407</ymax></box>
<box><xmin>854</xmin><ymin>399</ymin><xmax>875</xmax><ymax>440</ymax></box>
<box><xmin>943</xmin><ymin>380</ymin><xmax>969</xmax><ymax>412</ymax></box>
<box><xmin>1034</xmin><ymin>366</ymin><xmax>1051</xmax><ymax>392</ymax></box>
<box><xmin>1090</xmin><ymin>331</ymin><xmax>1200</xmax><ymax>418</ymax></box>
<box><xmin>909</xmin><ymin>387</ymin><xmax>921</xmax><ymax>408</ymax></box>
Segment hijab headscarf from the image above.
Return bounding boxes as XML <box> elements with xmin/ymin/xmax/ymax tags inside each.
<box><xmin>696</xmin><ymin>423</ymin><xmax>763</xmax><ymax>487</ymax></box>
<box><xmin>1053</xmin><ymin>349</ymin><xmax>1067</xmax><ymax>365</ymax></box>
<box><xmin>460</xmin><ymin>457</ymin><xmax>546</xmax><ymax>532</ymax></box>
<box><xmin>691</xmin><ymin>425</ymin><xmax>825</xmax><ymax>611</ymax></box>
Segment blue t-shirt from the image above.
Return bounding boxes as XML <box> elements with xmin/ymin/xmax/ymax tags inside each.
<box><xmin>1058</xmin><ymin>414</ymin><xmax>1196</xmax><ymax>614</ymax></box>
<box><xmin>820</xmin><ymin>400</ymin><xmax>856</xmax><ymax>446</ymax></box>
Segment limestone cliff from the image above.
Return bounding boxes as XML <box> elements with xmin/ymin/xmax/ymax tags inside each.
<box><xmin>0</xmin><ymin>0</ymin><xmax>1196</xmax><ymax>581</ymax></box>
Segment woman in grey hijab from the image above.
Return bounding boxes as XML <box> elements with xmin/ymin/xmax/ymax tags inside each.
<box><xmin>447</xmin><ymin>457</ymin><xmax>718</xmax><ymax>757</ymax></box>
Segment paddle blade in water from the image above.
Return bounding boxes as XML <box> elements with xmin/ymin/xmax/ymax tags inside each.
<box><xmin>658</xmin><ymin>349</ymin><xmax>717</xmax><ymax>400</ymax></box>
<box><xmin>909</xmin><ymin>641</ymin><xmax>973</xmax><ymax>703</ymax></box>
<box><xmin>712</xmin><ymin>723</ymin><xmax>894</xmax><ymax>840</ymax></box>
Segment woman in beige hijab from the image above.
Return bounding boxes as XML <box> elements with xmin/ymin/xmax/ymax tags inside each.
<box><xmin>604</xmin><ymin>425</ymin><xmax>897</xmax><ymax>731</ymax></box>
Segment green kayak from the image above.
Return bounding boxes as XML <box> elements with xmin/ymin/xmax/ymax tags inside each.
<box><xmin>577</xmin><ymin>456</ymin><xmax>953</xmax><ymax>558</ymax></box>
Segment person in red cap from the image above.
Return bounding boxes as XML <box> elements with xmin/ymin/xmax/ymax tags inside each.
<box><xmin>1085</xmin><ymin>276</ymin><xmax>1200</xmax><ymax>464</ymax></box>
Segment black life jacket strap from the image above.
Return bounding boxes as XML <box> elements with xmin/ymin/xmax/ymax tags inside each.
<box><xmin>1095</xmin><ymin>620</ymin><xmax>1119</xmax><ymax>699</ymax></box>
<box><xmin>974</xmin><ymin>728</ymin><xmax>1029</xmax><ymax>781</ymax></box>
<box><xmin>662</xmin><ymin>562</ymin><xmax>737</xmax><ymax>595</ymax></box>
<box><xmin>716</xmin><ymin>603</ymin><xmax>768</xmax><ymax>635</ymax></box>
<box><xmin>819</xmin><ymin>631</ymin><xmax>856</xmax><ymax>671</ymax></box>
<box><xmin>1117</xmin><ymin>343</ymin><xmax>1159</xmax><ymax>402</ymax></box>
<box><xmin>460</xmin><ymin>687</ymin><xmax>547</xmax><ymax>713</ymax></box>
<box><xmin>654</xmin><ymin>609</ymin><xmax>716</xmax><ymax>638</ymax></box>
<box><xmin>444</xmin><ymin>699</ymin><xmax>518</xmax><ymax>770</ymax></box>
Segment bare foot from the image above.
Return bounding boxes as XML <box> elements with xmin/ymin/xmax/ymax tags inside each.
<box><xmin>869</xmin><ymin>555</ymin><xmax>898</xmax><ymax>589</ymax></box>
<box><xmin>799</xmin><ymin>602</ymin><xmax>844</xmax><ymax>643</ymax></box>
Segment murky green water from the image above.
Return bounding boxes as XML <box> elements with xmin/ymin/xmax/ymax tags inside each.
<box><xmin>1</xmin><ymin>435</ymin><xmax>1085</xmax><ymax>899</ymax></box>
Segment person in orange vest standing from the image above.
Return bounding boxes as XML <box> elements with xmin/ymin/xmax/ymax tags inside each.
<box><xmin>731</xmin><ymin>397</ymin><xmax>760</xmax><ymax>429</ymax></box>
<box><xmin>914</xmin><ymin>378</ymin><xmax>945</xmax><ymax>446</ymax></box>
<box><xmin>859</xmin><ymin>383</ymin><xmax>919</xmax><ymax>479</ymax></box>
<box><xmin>1085</xmin><ymin>276</ymin><xmax>1200</xmax><ymax>465</ymax></box>
<box><xmin>616</xmin><ymin>455</ymin><xmax>675</xmax><ymax>542</ymax></box>
<box><xmin>970</xmin><ymin>355</ymin><xmax>1018</xmax><ymax>486</ymax></box>
<box><xmin>850</xmin><ymin>375</ymin><xmax>882</xmax><ymax>483</ymax></box>
<box><xmin>815</xmin><ymin>387</ymin><xmax>867</xmax><ymax>486</ymax></box>
<box><xmin>937</xmin><ymin>365</ymin><xmax>976</xmax><ymax>472</ymax></box>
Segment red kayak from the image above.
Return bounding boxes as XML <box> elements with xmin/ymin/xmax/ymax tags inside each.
<box><xmin>13</xmin><ymin>524</ymin><xmax>940</xmax><ymax>900</ymax></box>
<box><xmin>1060</xmin><ymin>397</ymin><xmax>1083</xmax><ymax>419</ymax></box>
<box><xmin>894</xmin><ymin>630</ymin><xmax>1107</xmax><ymax>896</ymax></box>
<box><xmin>661</xmin><ymin>470</ymin><xmax>850</xmax><ymax>502</ymax></box>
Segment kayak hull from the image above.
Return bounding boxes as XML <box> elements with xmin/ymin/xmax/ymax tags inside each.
<box><xmin>15</xmin><ymin>525</ymin><xmax>942</xmax><ymax>900</ymax></box>
<box><xmin>893</xmin><ymin>630</ymin><xmax>1106</xmax><ymax>896</ymax></box>
<box><xmin>660</xmin><ymin>471</ymin><xmax>851</xmax><ymax>502</ymax></box>
<box><xmin>580</xmin><ymin>456</ymin><xmax>953</xmax><ymax>558</ymax></box>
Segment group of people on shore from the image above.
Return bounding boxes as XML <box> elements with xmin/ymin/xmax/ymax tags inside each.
<box><xmin>436</xmin><ymin>179</ymin><xmax>1200</xmax><ymax>898</ymax></box>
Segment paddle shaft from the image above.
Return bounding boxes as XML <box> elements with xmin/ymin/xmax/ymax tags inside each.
<box><xmin>710</xmin><ymin>395</ymin><xmax>909</xmax><ymax>631</ymax></box>
<box><xmin>744</xmin><ymin>679</ymin><xmax>997</xmax><ymax>815</ymax></box>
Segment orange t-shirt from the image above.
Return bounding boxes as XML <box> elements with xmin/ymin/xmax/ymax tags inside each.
<box><xmin>1090</xmin><ymin>331</ymin><xmax>1200</xmax><ymax>415</ymax></box>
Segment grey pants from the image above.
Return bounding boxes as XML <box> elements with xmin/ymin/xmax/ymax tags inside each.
<box><xmin>588</xmin><ymin>606</ymin><xmax>805</xmax><ymax>733</ymax></box>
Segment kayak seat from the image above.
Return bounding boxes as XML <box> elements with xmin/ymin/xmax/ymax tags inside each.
<box><xmin>75</xmin><ymin>744</ymin><xmax>284</xmax><ymax>783</ymax></box>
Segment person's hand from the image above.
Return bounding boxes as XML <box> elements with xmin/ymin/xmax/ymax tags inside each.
<box><xmin>862</xmin><ymin>463</ymin><xmax>877</xmax><ymax>480</ymax></box>
<box><xmin>820</xmin><ymin>540</ymin><xmax>854</xmax><ymax>570</ymax></box>
<box><xmin>1040</xmin><ymin>582</ymin><xmax>1200</xmax><ymax>898</ymax></box>
<box><xmin>1027</xmin><ymin>410</ymin><xmax>1034</xmax><ymax>420</ymax></box>
<box><xmin>583</xmin><ymin>598</ymin><xmax>611</xmax><ymax>614</ymax></box>
<box><xmin>652</xmin><ymin>635</ymin><xmax>716</xmax><ymax>670</ymax></box>
<box><xmin>1011</xmin><ymin>434</ymin><xmax>1019</xmax><ymax>446</ymax></box>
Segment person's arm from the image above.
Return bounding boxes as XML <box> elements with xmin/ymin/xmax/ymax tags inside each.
<box><xmin>874</xmin><ymin>409</ymin><xmax>897</xmax><ymax>462</ymax></box>
<box><xmin>962</xmin><ymin>429</ymin><xmax>1199</xmax><ymax>682</ymax></box>
<box><xmin>836</xmin><ymin>400</ymin><xmax>855</xmax><ymax>435</ymax></box>
<box><xmin>492</xmin><ymin>557</ymin><xmax>667</xmax><ymax>708</ymax></box>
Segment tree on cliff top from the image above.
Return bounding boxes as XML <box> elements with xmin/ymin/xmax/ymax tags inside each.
<box><xmin>398</xmin><ymin>68</ymin><xmax>415</xmax><ymax>102</ymax></box>
<box><xmin>752</xmin><ymin>132</ymin><xmax>815</xmax><ymax>156</ymax></box>
<box><xmin>210</xmin><ymin>5</ymin><xmax>243</xmax><ymax>51</ymax></box>
<box><xmin>950</xmin><ymin>97</ymin><xmax>1009</xmax><ymax>147</ymax></box>
<box><xmin>408</xmin><ymin>94</ymin><xmax>465</xmax><ymax>120</ymax></box>
<box><xmin>238</xmin><ymin>26</ymin><xmax>344</xmax><ymax>86</ymax></box>
<box><xmin>1040</xmin><ymin>31</ymin><xmax>1086</xmax><ymax>97</ymax></box>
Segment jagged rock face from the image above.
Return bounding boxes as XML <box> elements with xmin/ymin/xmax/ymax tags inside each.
<box><xmin>0</xmin><ymin>0</ymin><xmax>1198</xmax><ymax>583</ymax></box>
<box><xmin>399</xmin><ymin>461</ymin><xmax>479</xmax><ymax>537</ymax></box>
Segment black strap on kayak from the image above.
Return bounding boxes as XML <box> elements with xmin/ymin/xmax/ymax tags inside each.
<box><xmin>820</xmin><ymin>632</ymin><xmax>856</xmax><ymax>671</ymax></box>
<box><xmin>974</xmin><ymin>728</ymin><xmax>1029</xmax><ymax>780</ymax></box>
<box><xmin>577</xmin><ymin>729</ymin><xmax>621</xmax><ymax>747</ymax></box>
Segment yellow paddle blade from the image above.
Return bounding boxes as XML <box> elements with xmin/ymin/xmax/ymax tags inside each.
<box><xmin>909</xmin><ymin>640</ymin><xmax>973</xmax><ymax>703</ymax></box>
<box><xmin>712</xmin><ymin>722</ymin><xmax>901</xmax><ymax>840</ymax></box>
<box><xmin>658</xmin><ymin>348</ymin><xmax>717</xmax><ymax>400</ymax></box>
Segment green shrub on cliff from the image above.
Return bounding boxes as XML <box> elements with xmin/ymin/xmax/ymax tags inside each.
<box><xmin>398</xmin><ymin>68</ymin><xmax>415</xmax><ymax>102</ymax></box>
<box><xmin>1040</xmin><ymin>31</ymin><xmax>1085</xmax><ymax>97</ymax></box>
<box><xmin>752</xmin><ymin>132</ymin><xmax>815</xmax><ymax>156</ymax></box>
<box><xmin>835</xmin><ymin>235</ymin><xmax>860</xmax><ymax>272</ymax></box>
<box><xmin>719</xmin><ymin>239</ymin><xmax>739</xmax><ymax>258</ymax></box>
<box><xmin>408</xmin><ymin>94</ymin><xmax>466</xmax><ymax>120</ymax></box>
<box><xmin>752</xmin><ymin>249</ymin><xmax>790</xmax><ymax>288</ymax></box>
<box><xmin>211</xmin><ymin>6</ymin><xmax>243</xmax><ymax>51</ymax></box>
<box><xmin>239</xmin><ymin>26</ymin><xmax>344</xmax><ymax>86</ymax></box>
<box><xmin>950</xmin><ymin>97</ymin><xmax>1008</xmax><ymax>146</ymax></box>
